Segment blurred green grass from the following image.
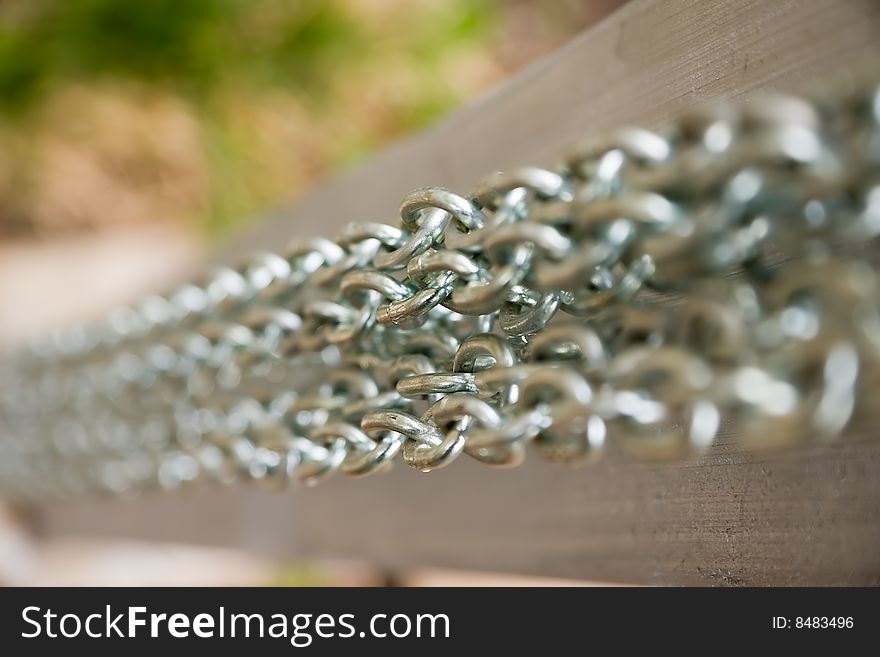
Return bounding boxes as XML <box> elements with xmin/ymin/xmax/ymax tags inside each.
<box><xmin>0</xmin><ymin>0</ymin><xmax>600</xmax><ymax>240</ymax></box>
<box><xmin>0</xmin><ymin>0</ymin><xmax>493</xmax><ymax>108</ymax></box>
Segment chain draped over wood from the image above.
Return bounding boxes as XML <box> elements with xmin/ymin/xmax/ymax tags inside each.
<box><xmin>1</xmin><ymin>80</ymin><xmax>880</xmax><ymax>498</ymax></box>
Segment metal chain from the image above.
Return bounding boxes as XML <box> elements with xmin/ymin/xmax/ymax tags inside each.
<box><xmin>2</xmin><ymin>80</ymin><xmax>880</xmax><ymax>500</ymax></box>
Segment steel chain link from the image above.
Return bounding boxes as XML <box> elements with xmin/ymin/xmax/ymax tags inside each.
<box><xmin>1</xmin><ymin>80</ymin><xmax>880</xmax><ymax>499</ymax></box>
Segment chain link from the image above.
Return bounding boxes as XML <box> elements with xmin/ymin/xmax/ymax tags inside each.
<box><xmin>2</xmin><ymin>80</ymin><xmax>880</xmax><ymax>499</ymax></box>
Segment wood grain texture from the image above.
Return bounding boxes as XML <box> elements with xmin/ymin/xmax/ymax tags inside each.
<box><xmin>38</xmin><ymin>430</ymin><xmax>880</xmax><ymax>585</ymax></box>
<box><xmin>34</xmin><ymin>0</ymin><xmax>880</xmax><ymax>585</ymax></box>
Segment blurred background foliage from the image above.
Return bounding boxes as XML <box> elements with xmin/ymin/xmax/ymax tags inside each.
<box><xmin>0</xmin><ymin>0</ymin><xmax>621</xmax><ymax>242</ymax></box>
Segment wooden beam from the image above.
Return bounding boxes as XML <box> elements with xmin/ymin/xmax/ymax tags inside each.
<box><xmin>38</xmin><ymin>429</ymin><xmax>880</xmax><ymax>585</ymax></box>
<box><xmin>35</xmin><ymin>0</ymin><xmax>880</xmax><ymax>585</ymax></box>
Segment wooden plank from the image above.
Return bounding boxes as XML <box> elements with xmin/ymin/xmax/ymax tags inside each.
<box><xmin>38</xmin><ymin>430</ymin><xmax>880</xmax><ymax>585</ymax></box>
<box><xmin>34</xmin><ymin>0</ymin><xmax>880</xmax><ymax>585</ymax></box>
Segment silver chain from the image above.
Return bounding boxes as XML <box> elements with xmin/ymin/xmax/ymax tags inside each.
<box><xmin>2</xmin><ymin>80</ymin><xmax>880</xmax><ymax>500</ymax></box>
